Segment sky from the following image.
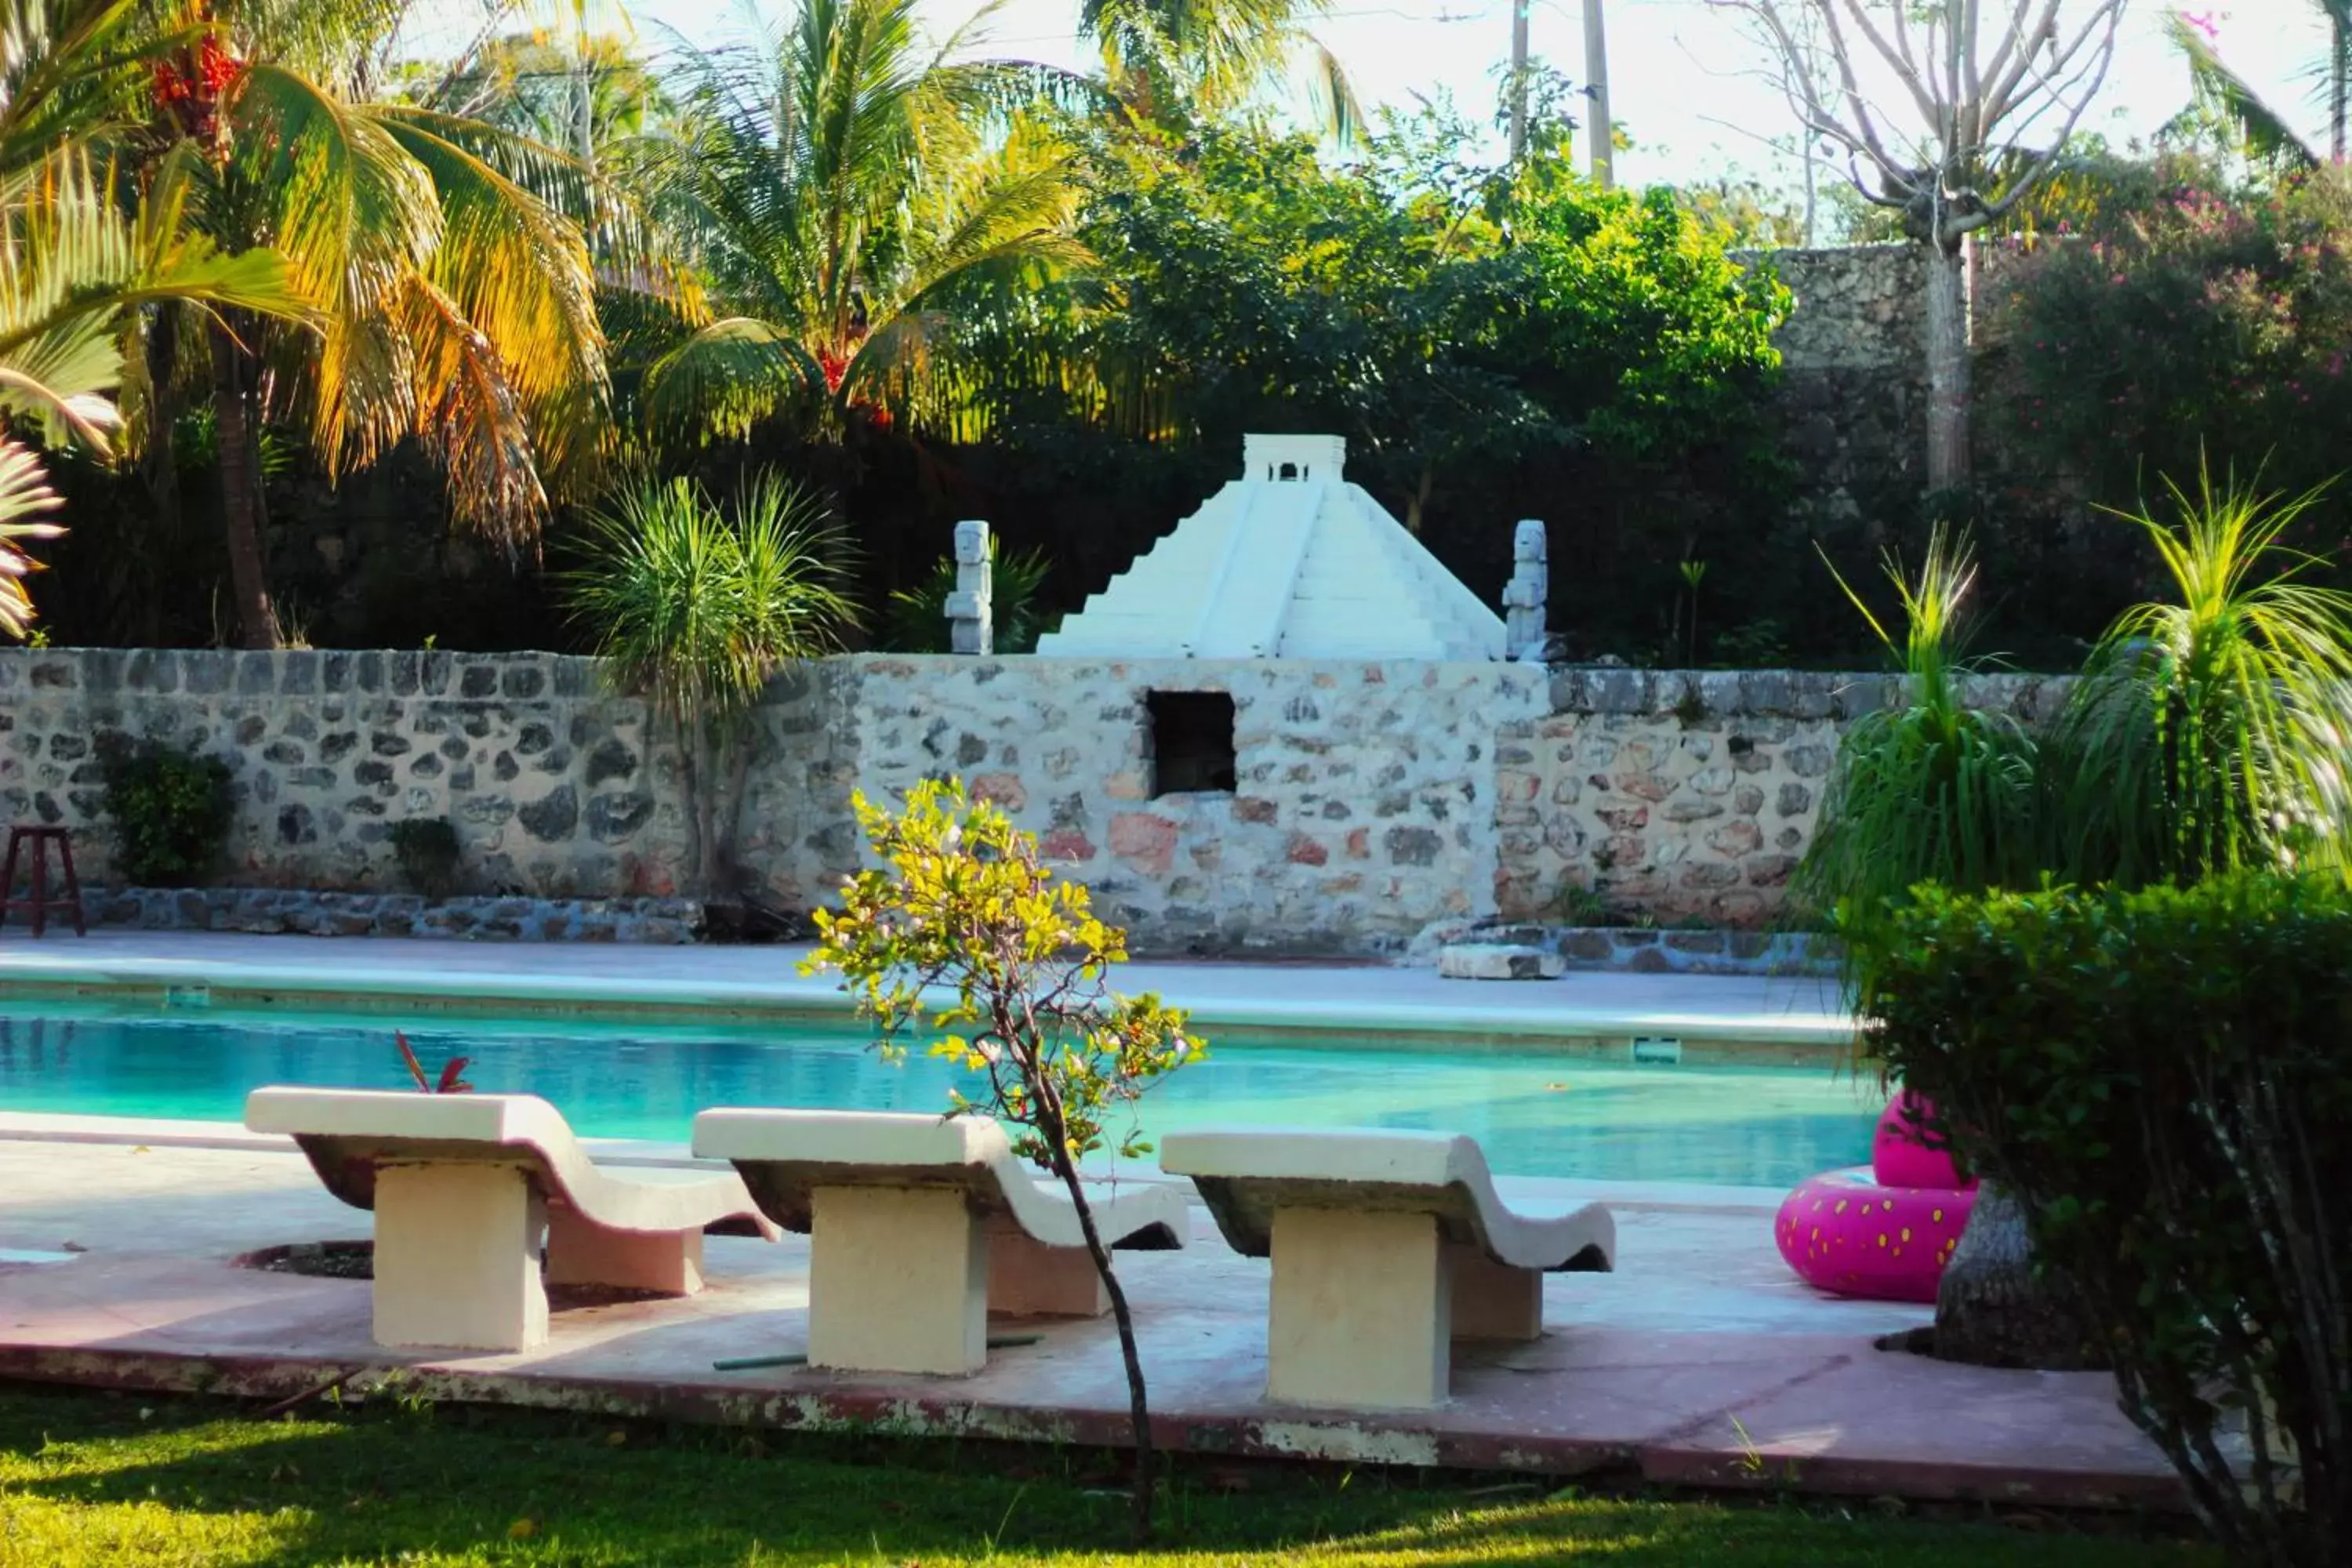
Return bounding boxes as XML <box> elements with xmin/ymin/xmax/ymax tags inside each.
<box><xmin>396</xmin><ymin>2</ymin><xmax>2340</xmax><ymax>212</ymax></box>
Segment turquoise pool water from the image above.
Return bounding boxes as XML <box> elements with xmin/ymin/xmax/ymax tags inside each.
<box><xmin>0</xmin><ymin>1001</ymin><xmax>1878</xmax><ymax>1186</ymax></box>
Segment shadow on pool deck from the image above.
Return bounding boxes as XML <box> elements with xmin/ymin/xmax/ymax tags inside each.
<box><xmin>0</xmin><ymin>1135</ymin><xmax>2179</xmax><ymax>1514</ymax></box>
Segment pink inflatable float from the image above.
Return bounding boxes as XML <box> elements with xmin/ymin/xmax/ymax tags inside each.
<box><xmin>1774</xmin><ymin>1094</ymin><xmax>1977</xmax><ymax>1304</ymax></box>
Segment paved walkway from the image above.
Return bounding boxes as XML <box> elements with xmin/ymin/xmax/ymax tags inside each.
<box><xmin>0</xmin><ymin>929</ymin><xmax>1852</xmax><ymax>1047</ymax></box>
<box><xmin>0</xmin><ymin>1132</ymin><xmax>2177</xmax><ymax>1511</ymax></box>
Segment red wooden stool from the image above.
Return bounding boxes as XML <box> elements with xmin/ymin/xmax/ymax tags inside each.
<box><xmin>1</xmin><ymin>825</ymin><xmax>87</xmax><ymax>938</ymax></box>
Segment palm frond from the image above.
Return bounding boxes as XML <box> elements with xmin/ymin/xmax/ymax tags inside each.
<box><xmin>0</xmin><ymin>435</ymin><xmax>64</xmax><ymax>639</ymax></box>
<box><xmin>641</xmin><ymin>317</ymin><xmax>822</xmax><ymax>442</ymax></box>
<box><xmin>2170</xmin><ymin>12</ymin><xmax>2321</xmax><ymax>169</ymax></box>
<box><xmin>229</xmin><ymin>62</ymin><xmax>442</xmax><ymax>463</ymax></box>
<box><xmin>0</xmin><ymin>148</ymin><xmax>307</xmax><ymax>448</ymax></box>
<box><xmin>396</xmin><ymin>273</ymin><xmax>549</xmax><ymax>556</ymax></box>
<box><xmin>376</xmin><ymin>102</ymin><xmax>665</xmax><ymax>298</ymax></box>
<box><xmin>0</xmin><ymin>0</ymin><xmax>198</xmax><ymax>193</ymax></box>
<box><xmin>372</xmin><ymin>106</ymin><xmax>609</xmax><ymax>501</ymax></box>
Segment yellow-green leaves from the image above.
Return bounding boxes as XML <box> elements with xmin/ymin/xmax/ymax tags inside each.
<box><xmin>805</xmin><ymin>778</ymin><xmax>1203</xmax><ymax>1167</ymax></box>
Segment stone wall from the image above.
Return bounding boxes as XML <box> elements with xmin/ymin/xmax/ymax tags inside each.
<box><xmin>1754</xmin><ymin>241</ymin><xmax>2049</xmax><ymax>528</ymax></box>
<box><xmin>1</xmin><ymin>648</ymin><xmax>2067</xmax><ymax>956</ymax></box>
<box><xmin>830</xmin><ymin>657</ymin><xmax>1547</xmax><ymax>953</ymax></box>
<box><xmin>0</xmin><ymin>648</ymin><xmax>695</xmax><ymax>897</ymax></box>
<box><xmin>1492</xmin><ymin>666</ymin><xmax>2064</xmax><ymax>927</ymax></box>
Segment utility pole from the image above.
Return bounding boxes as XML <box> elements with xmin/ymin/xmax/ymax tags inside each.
<box><xmin>1508</xmin><ymin>0</ymin><xmax>1530</xmax><ymax>162</ymax></box>
<box><xmin>1584</xmin><ymin>0</ymin><xmax>1612</xmax><ymax>188</ymax></box>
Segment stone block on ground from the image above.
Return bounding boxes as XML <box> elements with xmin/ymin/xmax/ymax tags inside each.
<box><xmin>1438</xmin><ymin>942</ymin><xmax>1566</xmax><ymax>982</ymax></box>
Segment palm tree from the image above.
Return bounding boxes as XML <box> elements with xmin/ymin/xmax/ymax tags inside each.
<box><xmin>564</xmin><ymin>472</ymin><xmax>856</xmax><ymax>900</ymax></box>
<box><xmin>0</xmin><ymin>1</ymin><xmax>309</xmax><ymax>641</ymax></box>
<box><xmin>1080</xmin><ymin>0</ymin><xmax>1357</xmax><ymax>139</ymax></box>
<box><xmin>409</xmin><ymin>30</ymin><xmax>667</xmax><ymax>155</ymax></box>
<box><xmin>631</xmin><ymin>0</ymin><xmax>1091</xmax><ymax>444</ymax></box>
<box><xmin>125</xmin><ymin>3</ymin><xmax>613</xmax><ymax>648</ymax></box>
<box><xmin>0</xmin><ymin>156</ymin><xmax>307</xmax><ymax>640</ymax></box>
<box><xmin>2171</xmin><ymin>3</ymin><xmax>2351</xmax><ymax>168</ymax></box>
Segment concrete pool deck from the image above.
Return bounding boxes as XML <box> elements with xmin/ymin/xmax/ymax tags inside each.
<box><xmin>0</xmin><ymin>1128</ymin><xmax>2180</xmax><ymax>1512</ymax></box>
<box><xmin>0</xmin><ymin>935</ymin><xmax>2172</xmax><ymax>1508</ymax></box>
<box><xmin>0</xmin><ymin>929</ymin><xmax>1853</xmax><ymax>1054</ymax></box>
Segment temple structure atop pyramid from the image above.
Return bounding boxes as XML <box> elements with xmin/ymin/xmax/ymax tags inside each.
<box><xmin>1033</xmin><ymin>434</ymin><xmax>1508</xmax><ymax>661</ymax></box>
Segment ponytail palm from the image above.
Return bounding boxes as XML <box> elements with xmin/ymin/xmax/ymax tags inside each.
<box><xmin>2054</xmin><ymin>466</ymin><xmax>2352</xmax><ymax>886</ymax></box>
<box><xmin>636</xmin><ymin>0</ymin><xmax>1091</xmax><ymax>443</ymax></box>
<box><xmin>567</xmin><ymin>473</ymin><xmax>856</xmax><ymax>898</ymax></box>
<box><xmin>1791</xmin><ymin>527</ymin><xmax>2042</xmax><ymax>927</ymax></box>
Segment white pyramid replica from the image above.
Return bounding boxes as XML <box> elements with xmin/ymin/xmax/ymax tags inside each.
<box><xmin>1036</xmin><ymin>435</ymin><xmax>1506</xmax><ymax>660</ymax></box>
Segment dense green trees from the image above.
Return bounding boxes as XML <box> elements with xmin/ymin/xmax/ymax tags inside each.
<box><xmin>0</xmin><ymin>0</ymin><xmax>1847</xmax><ymax>659</ymax></box>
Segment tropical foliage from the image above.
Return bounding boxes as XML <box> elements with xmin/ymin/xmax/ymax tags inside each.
<box><xmin>1787</xmin><ymin>528</ymin><xmax>2040</xmax><ymax>929</ymax></box>
<box><xmin>0</xmin><ymin>0</ymin><xmax>310</xmax><ymax>640</ymax></box>
<box><xmin>632</xmin><ymin>0</ymin><xmax>1087</xmax><ymax>444</ymax></box>
<box><xmin>564</xmin><ymin>472</ymin><xmax>855</xmax><ymax>898</ymax></box>
<box><xmin>189</xmin><ymin>24</ymin><xmax>614</xmax><ymax>646</ymax></box>
<box><xmin>2170</xmin><ymin>2</ymin><xmax>2350</xmax><ymax>169</ymax></box>
<box><xmin>2052</xmin><ymin>467</ymin><xmax>2352</xmax><ymax>887</ymax></box>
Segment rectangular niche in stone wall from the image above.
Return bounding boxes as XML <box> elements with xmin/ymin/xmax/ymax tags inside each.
<box><xmin>1146</xmin><ymin>691</ymin><xmax>1236</xmax><ymax>796</ymax></box>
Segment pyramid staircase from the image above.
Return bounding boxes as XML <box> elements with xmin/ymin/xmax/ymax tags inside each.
<box><xmin>1036</xmin><ymin>435</ymin><xmax>1505</xmax><ymax>660</ymax></box>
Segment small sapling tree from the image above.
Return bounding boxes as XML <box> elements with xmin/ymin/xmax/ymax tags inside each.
<box><xmin>804</xmin><ymin>779</ymin><xmax>1203</xmax><ymax>1537</ymax></box>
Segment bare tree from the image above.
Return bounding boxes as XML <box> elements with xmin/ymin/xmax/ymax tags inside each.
<box><xmin>1718</xmin><ymin>2</ymin><xmax>2125</xmax><ymax>490</ymax></box>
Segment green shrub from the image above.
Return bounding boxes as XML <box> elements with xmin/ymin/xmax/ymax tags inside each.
<box><xmin>93</xmin><ymin>736</ymin><xmax>234</xmax><ymax>887</ymax></box>
<box><xmin>1788</xmin><ymin>527</ymin><xmax>2041</xmax><ymax>932</ymax></box>
<box><xmin>1994</xmin><ymin>167</ymin><xmax>2352</xmax><ymax>545</ymax></box>
<box><xmin>2050</xmin><ymin>466</ymin><xmax>2352</xmax><ymax>887</ymax></box>
<box><xmin>1856</xmin><ymin>874</ymin><xmax>2352</xmax><ymax>1564</ymax></box>
<box><xmin>388</xmin><ymin>818</ymin><xmax>463</xmax><ymax>900</ymax></box>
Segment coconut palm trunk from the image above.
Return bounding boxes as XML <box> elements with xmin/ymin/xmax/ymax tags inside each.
<box><xmin>139</xmin><ymin>311</ymin><xmax>184</xmax><ymax>646</ymax></box>
<box><xmin>209</xmin><ymin>313</ymin><xmax>275</xmax><ymax>648</ymax></box>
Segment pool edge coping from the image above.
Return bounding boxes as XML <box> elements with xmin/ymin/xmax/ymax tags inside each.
<box><xmin>0</xmin><ymin>950</ymin><xmax>1859</xmax><ymax>1051</ymax></box>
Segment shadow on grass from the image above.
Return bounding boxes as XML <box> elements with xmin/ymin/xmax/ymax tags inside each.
<box><xmin>0</xmin><ymin>1383</ymin><xmax>2218</xmax><ymax>1567</ymax></box>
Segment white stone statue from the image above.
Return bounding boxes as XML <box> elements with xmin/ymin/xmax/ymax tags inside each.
<box><xmin>946</xmin><ymin>520</ymin><xmax>993</xmax><ymax>655</ymax></box>
<box><xmin>1503</xmin><ymin>519</ymin><xmax>1548</xmax><ymax>661</ymax></box>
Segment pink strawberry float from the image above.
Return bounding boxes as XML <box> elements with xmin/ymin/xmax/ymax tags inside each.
<box><xmin>1774</xmin><ymin>1093</ymin><xmax>1977</xmax><ymax>1304</ymax></box>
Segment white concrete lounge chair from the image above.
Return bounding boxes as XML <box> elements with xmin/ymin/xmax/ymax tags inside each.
<box><xmin>1159</xmin><ymin>1127</ymin><xmax>1616</xmax><ymax>1410</ymax></box>
<box><xmin>246</xmin><ymin>1087</ymin><xmax>779</xmax><ymax>1353</ymax></box>
<box><xmin>691</xmin><ymin>1108</ymin><xmax>1189</xmax><ymax>1376</ymax></box>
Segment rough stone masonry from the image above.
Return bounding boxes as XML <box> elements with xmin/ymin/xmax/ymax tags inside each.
<box><xmin>0</xmin><ymin>648</ymin><xmax>2068</xmax><ymax>956</ymax></box>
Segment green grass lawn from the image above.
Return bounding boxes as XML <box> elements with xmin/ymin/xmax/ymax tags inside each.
<box><xmin>0</xmin><ymin>1383</ymin><xmax>2215</xmax><ymax>1566</ymax></box>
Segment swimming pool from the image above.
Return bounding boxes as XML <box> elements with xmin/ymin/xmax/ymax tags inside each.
<box><xmin>0</xmin><ymin>1001</ymin><xmax>1879</xmax><ymax>1186</ymax></box>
